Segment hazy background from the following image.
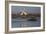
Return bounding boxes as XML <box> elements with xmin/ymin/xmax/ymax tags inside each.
<box><xmin>11</xmin><ymin>6</ymin><xmax>41</xmax><ymax>14</ymax></box>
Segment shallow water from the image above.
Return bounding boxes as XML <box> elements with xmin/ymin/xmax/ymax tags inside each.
<box><xmin>12</xmin><ymin>17</ymin><xmax>40</xmax><ymax>28</ymax></box>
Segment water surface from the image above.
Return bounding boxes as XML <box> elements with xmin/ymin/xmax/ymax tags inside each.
<box><xmin>12</xmin><ymin>17</ymin><xmax>40</xmax><ymax>28</ymax></box>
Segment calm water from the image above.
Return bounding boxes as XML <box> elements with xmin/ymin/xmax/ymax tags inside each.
<box><xmin>12</xmin><ymin>17</ymin><xmax>40</xmax><ymax>28</ymax></box>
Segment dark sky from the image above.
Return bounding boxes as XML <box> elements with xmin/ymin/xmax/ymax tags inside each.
<box><xmin>11</xmin><ymin>6</ymin><xmax>41</xmax><ymax>14</ymax></box>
